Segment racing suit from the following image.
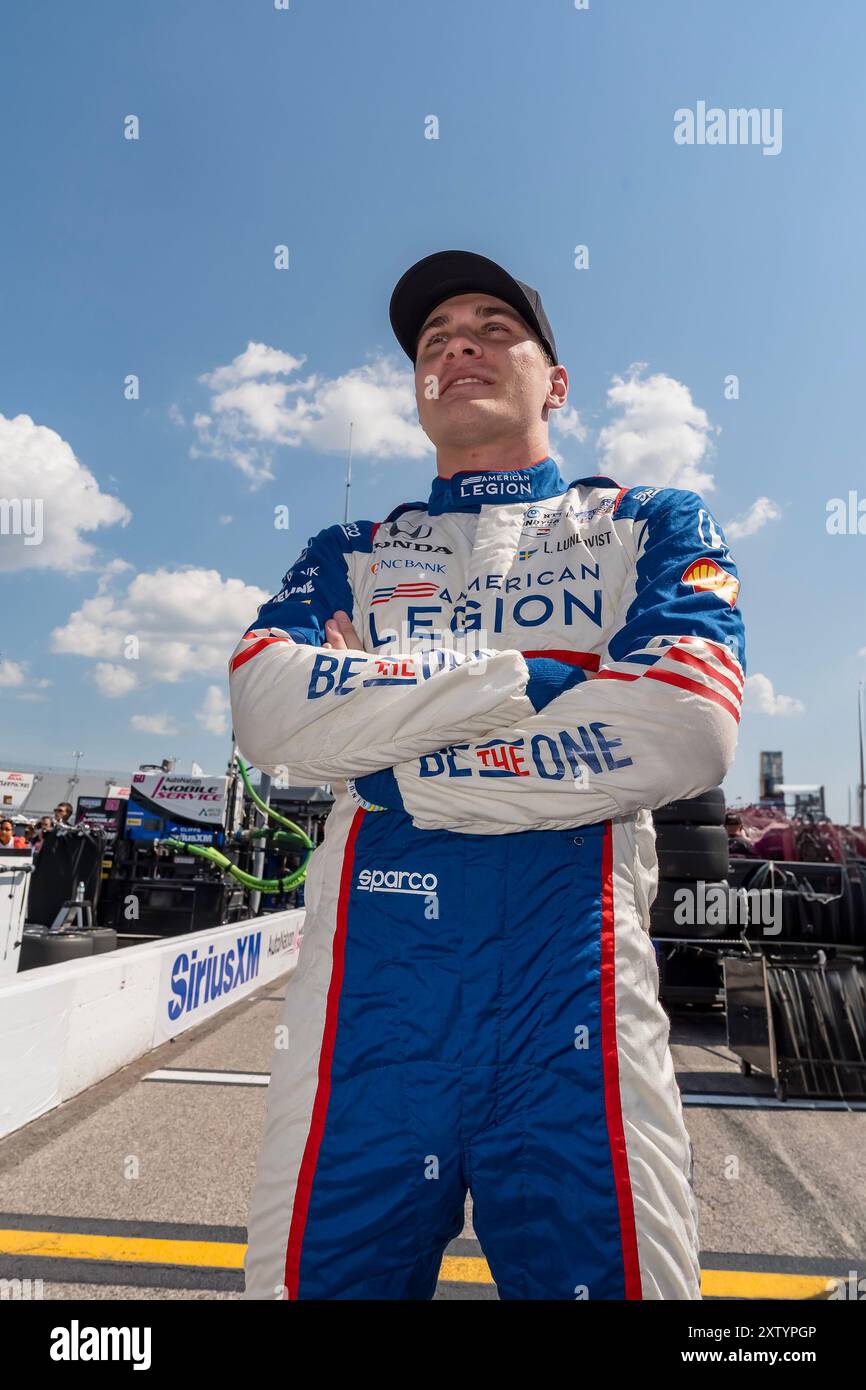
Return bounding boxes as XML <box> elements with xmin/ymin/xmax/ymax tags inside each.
<box><xmin>230</xmin><ymin>456</ymin><xmax>746</xmax><ymax>1300</ymax></box>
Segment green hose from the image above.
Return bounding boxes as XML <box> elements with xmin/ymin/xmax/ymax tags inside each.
<box><xmin>161</xmin><ymin>757</ymin><xmax>316</xmax><ymax>895</ymax></box>
<box><xmin>237</xmin><ymin>757</ymin><xmax>314</xmax><ymax>847</ymax></box>
<box><xmin>163</xmin><ymin>838</ymin><xmax>309</xmax><ymax>893</ymax></box>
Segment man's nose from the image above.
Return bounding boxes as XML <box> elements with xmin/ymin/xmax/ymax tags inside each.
<box><xmin>445</xmin><ymin>341</ymin><xmax>482</xmax><ymax>359</ymax></box>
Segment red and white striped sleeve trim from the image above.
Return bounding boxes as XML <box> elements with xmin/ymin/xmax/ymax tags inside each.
<box><xmin>594</xmin><ymin>636</ymin><xmax>743</xmax><ymax>724</ymax></box>
<box><xmin>229</xmin><ymin>628</ymin><xmax>292</xmax><ymax>674</ymax></box>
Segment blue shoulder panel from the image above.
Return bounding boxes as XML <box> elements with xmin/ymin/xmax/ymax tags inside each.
<box><xmin>383</xmin><ymin>501</ymin><xmax>428</xmax><ymax>525</ymax></box>
<box><xmin>607</xmin><ymin>488</ymin><xmax>746</xmax><ymax>673</ymax></box>
<box><xmin>250</xmin><ymin>521</ymin><xmax>375</xmax><ymax>645</ymax></box>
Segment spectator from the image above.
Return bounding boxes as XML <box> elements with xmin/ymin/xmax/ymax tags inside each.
<box><xmin>0</xmin><ymin>819</ymin><xmax>26</xmax><ymax>849</ymax></box>
<box><xmin>54</xmin><ymin>802</ymin><xmax>74</xmax><ymax>826</ymax></box>
<box><xmin>32</xmin><ymin>815</ymin><xmax>54</xmax><ymax>854</ymax></box>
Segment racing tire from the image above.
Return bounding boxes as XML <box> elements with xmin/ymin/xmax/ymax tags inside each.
<box><xmin>652</xmin><ymin>787</ymin><xmax>726</xmax><ymax>826</ymax></box>
<box><xmin>655</xmin><ymin>824</ymin><xmax>730</xmax><ymax>881</ymax></box>
<box><xmin>650</xmin><ymin>878</ymin><xmax>730</xmax><ymax>939</ymax></box>
<box><xmin>18</xmin><ymin>927</ymin><xmax>95</xmax><ymax>971</ymax></box>
<box><xmin>89</xmin><ymin>927</ymin><xmax>118</xmax><ymax>954</ymax></box>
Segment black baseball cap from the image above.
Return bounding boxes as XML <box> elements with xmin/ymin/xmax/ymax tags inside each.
<box><xmin>389</xmin><ymin>250</ymin><xmax>558</xmax><ymax>366</ymax></box>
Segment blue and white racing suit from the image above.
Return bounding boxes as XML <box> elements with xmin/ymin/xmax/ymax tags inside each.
<box><xmin>230</xmin><ymin>456</ymin><xmax>746</xmax><ymax>1300</ymax></box>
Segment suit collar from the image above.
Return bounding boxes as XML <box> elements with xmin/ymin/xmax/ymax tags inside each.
<box><xmin>427</xmin><ymin>456</ymin><xmax>566</xmax><ymax>515</ymax></box>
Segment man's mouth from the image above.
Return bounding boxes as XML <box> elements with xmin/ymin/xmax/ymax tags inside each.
<box><xmin>442</xmin><ymin>375</ymin><xmax>494</xmax><ymax>396</ymax></box>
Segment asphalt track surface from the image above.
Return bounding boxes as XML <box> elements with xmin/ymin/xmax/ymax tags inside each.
<box><xmin>1</xmin><ymin>971</ymin><xmax>863</xmax><ymax>1301</ymax></box>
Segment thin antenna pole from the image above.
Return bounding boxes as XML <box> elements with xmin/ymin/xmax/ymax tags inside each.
<box><xmin>344</xmin><ymin>421</ymin><xmax>354</xmax><ymax>524</ymax></box>
<box><xmin>858</xmin><ymin>683</ymin><xmax>865</xmax><ymax>828</ymax></box>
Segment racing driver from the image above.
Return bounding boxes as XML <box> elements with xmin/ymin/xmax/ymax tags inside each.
<box><xmin>230</xmin><ymin>249</ymin><xmax>746</xmax><ymax>1300</ymax></box>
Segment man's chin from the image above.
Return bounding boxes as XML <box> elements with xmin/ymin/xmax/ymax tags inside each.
<box><xmin>425</xmin><ymin>403</ymin><xmax>511</xmax><ymax>449</ymax></box>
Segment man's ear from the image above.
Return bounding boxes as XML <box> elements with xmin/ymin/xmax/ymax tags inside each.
<box><xmin>547</xmin><ymin>365</ymin><xmax>568</xmax><ymax>410</ymax></box>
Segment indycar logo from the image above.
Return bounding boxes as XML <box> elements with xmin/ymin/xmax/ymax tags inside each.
<box><xmin>681</xmin><ymin>557</ymin><xmax>740</xmax><ymax>607</ymax></box>
<box><xmin>521</xmin><ymin>505</ymin><xmax>562</xmax><ymax>536</ymax></box>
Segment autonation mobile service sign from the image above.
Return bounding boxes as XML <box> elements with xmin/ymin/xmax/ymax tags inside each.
<box><xmin>153</xmin><ymin>914</ymin><xmax>302</xmax><ymax>1044</ymax></box>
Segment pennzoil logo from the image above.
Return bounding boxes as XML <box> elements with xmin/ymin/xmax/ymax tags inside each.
<box><xmin>681</xmin><ymin>557</ymin><xmax>740</xmax><ymax>607</ymax></box>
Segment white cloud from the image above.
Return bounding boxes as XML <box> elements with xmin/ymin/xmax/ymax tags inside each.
<box><xmin>0</xmin><ymin>658</ymin><xmax>50</xmax><ymax>694</ymax></box>
<box><xmin>131</xmin><ymin>713</ymin><xmax>178</xmax><ymax>737</ymax></box>
<box><xmin>182</xmin><ymin>341</ymin><xmax>429</xmax><ymax>486</ymax></box>
<box><xmin>0</xmin><ymin>413</ymin><xmax>131</xmax><ymax>571</ymax></box>
<box><xmin>200</xmin><ymin>342</ymin><xmax>306</xmax><ymax>391</ymax></box>
<box><xmin>0</xmin><ymin>659</ymin><xmax>26</xmax><ymax>688</ymax></box>
<box><xmin>196</xmin><ymin>684</ymin><xmax>230</xmax><ymax>737</ymax></box>
<box><xmin>93</xmin><ymin>662</ymin><xmax>139</xmax><ymax>698</ymax></box>
<box><xmin>596</xmin><ymin>366</ymin><xmax>717</xmax><ymax>491</ymax></box>
<box><xmin>52</xmin><ymin>567</ymin><xmax>268</xmax><ymax>689</ymax></box>
<box><xmin>724</xmin><ymin>497</ymin><xmax>782</xmax><ymax>540</ymax></box>
<box><xmin>744</xmin><ymin>673</ymin><xmax>805</xmax><ymax>716</ymax></box>
<box><xmin>551</xmin><ymin>405</ymin><xmax>588</xmax><ymax>443</ymax></box>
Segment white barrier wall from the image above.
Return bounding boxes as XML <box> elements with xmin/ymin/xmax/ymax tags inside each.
<box><xmin>0</xmin><ymin>911</ymin><xmax>303</xmax><ymax>1141</ymax></box>
<box><xmin>0</xmin><ymin>852</ymin><xmax>31</xmax><ymax>981</ymax></box>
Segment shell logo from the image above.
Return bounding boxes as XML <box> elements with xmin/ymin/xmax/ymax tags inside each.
<box><xmin>681</xmin><ymin>557</ymin><xmax>740</xmax><ymax>607</ymax></box>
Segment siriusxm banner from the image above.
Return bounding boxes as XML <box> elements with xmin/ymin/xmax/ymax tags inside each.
<box><xmin>153</xmin><ymin>913</ymin><xmax>302</xmax><ymax>1044</ymax></box>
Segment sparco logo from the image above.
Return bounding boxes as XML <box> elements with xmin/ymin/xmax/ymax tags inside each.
<box><xmin>357</xmin><ymin>868</ymin><xmax>439</xmax><ymax>895</ymax></box>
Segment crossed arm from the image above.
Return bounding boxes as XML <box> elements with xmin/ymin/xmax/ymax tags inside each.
<box><xmin>229</xmin><ymin>493</ymin><xmax>746</xmax><ymax>835</ymax></box>
<box><xmin>231</xmin><ymin>611</ymin><xmax>742</xmax><ymax>837</ymax></box>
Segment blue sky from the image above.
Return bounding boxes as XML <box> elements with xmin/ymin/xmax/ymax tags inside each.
<box><xmin>1</xmin><ymin>0</ymin><xmax>864</xmax><ymax>818</ymax></box>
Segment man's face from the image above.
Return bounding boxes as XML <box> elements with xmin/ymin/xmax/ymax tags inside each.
<box><xmin>413</xmin><ymin>292</ymin><xmax>564</xmax><ymax>449</ymax></box>
<box><xmin>0</xmin><ymin>823</ymin><xmax>13</xmax><ymax>843</ymax></box>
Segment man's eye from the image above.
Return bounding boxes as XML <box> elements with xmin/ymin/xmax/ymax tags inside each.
<box><xmin>425</xmin><ymin>322</ymin><xmax>506</xmax><ymax>348</ymax></box>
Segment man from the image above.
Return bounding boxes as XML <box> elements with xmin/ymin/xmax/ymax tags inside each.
<box><xmin>231</xmin><ymin>250</ymin><xmax>745</xmax><ymax>1300</ymax></box>
<box><xmin>54</xmin><ymin>802</ymin><xmax>73</xmax><ymax>826</ymax></box>
<box><xmin>31</xmin><ymin>815</ymin><xmax>55</xmax><ymax>854</ymax></box>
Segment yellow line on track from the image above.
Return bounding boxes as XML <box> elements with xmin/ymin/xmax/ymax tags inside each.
<box><xmin>700</xmin><ymin>1269</ymin><xmax>837</xmax><ymax>1300</ymax></box>
<box><xmin>0</xmin><ymin>1230</ymin><xmax>839</xmax><ymax>1298</ymax></box>
<box><xmin>0</xmin><ymin>1230</ymin><xmax>245</xmax><ymax>1269</ymax></box>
